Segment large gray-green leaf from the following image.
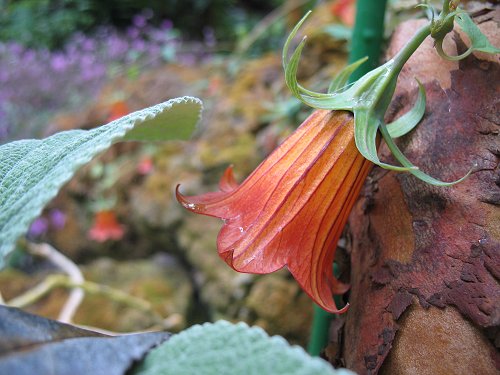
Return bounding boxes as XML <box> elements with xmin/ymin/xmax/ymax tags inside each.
<box><xmin>133</xmin><ymin>320</ymin><xmax>355</xmax><ymax>375</ymax></box>
<box><xmin>0</xmin><ymin>305</ymin><xmax>170</xmax><ymax>375</ymax></box>
<box><xmin>0</xmin><ymin>96</ymin><xmax>202</xmax><ymax>267</ymax></box>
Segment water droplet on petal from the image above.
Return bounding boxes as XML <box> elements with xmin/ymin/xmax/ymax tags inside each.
<box><xmin>184</xmin><ymin>202</ymin><xmax>206</xmax><ymax>212</ymax></box>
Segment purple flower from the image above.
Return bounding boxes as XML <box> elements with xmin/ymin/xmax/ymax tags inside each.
<box><xmin>28</xmin><ymin>217</ymin><xmax>49</xmax><ymax>238</ymax></box>
<box><xmin>50</xmin><ymin>54</ymin><xmax>67</xmax><ymax>72</ymax></box>
<box><xmin>161</xmin><ymin>20</ymin><xmax>173</xmax><ymax>31</ymax></box>
<box><xmin>203</xmin><ymin>27</ymin><xmax>216</xmax><ymax>47</ymax></box>
<box><xmin>127</xmin><ymin>27</ymin><xmax>140</xmax><ymax>39</ymax></box>
<box><xmin>133</xmin><ymin>14</ymin><xmax>147</xmax><ymax>28</ymax></box>
<box><xmin>0</xmin><ymin>12</ymin><xmax>184</xmax><ymax>142</ymax></box>
<box><xmin>49</xmin><ymin>209</ymin><xmax>66</xmax><ymax>230</ymax></box>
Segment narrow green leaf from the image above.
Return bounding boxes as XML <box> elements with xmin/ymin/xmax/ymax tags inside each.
<box><xmin>284</xmin><ymin>37</ymin><xmax>353</xmax><ymax>110</ymax></box>
<box><xmin>285</xmin><ymin>36</ymin><xmax>308</xmax><ymax>98</ymax></box>
<box><xmin>328</xmin><ymin>57</ymin><xmax>368</xmax><ymax>93</ymax></box>
<box><xmin>282</xmin><ymin>11</ymin><xmax>354</xmax><ymax>111</ymax></box>
<box><xmin>0</xmin><ymin>96</ymin><xmax>202</xmax><ymax>267</ymax></box>
<box><xmin>354</xmin><ymin>110</ymin><xmax>414</xmax><ymax>171</ymax></box>
<box><xmin>387</xmin><ymin>79</ymin><xmax>426</xmax><ymax>138</ymax></box>
<box><xmin>456</xmin><ymin>12</ymin><xmax>500</xmax><ymax>55</ymax></box>
<box><xmin>298</xmin><ymin>95</ymin><xmax>353</xmax><ymax>110</ymax></box>
<box><xmin>132</xmin><ymin>321</ymin><xmax>355</xmax><ymax>375</ymax></box>
<box><xmin>379</xmin><ymin>122</ymin><xmax>471</xmax><ymax>186</ymax></box>
<box><xmin>415</xmin><ymin>3</ymin><xmax>436</xmax><ymax>21</ymax></box>
<box><xmin>282</xmin><ymin>11</ymin><xmax>312</xmax><ymax>71</ymax></box>
<box><xmin>436</xmin><ymin>12</ymin><xmax>499</xmax><ymax>61</ymax></box>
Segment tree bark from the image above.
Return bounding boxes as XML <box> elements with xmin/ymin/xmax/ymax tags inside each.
<box><xmin>341</xmin><ymin>9</ymin><xmax>499</xmax><ymax>375</ymax></box>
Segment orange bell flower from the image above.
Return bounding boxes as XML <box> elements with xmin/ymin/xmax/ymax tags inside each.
<box><xmin>88</xmin><ymin>210</ymin><xmax>125</xmax><ymax>242</ymax></box>
<box><xmin>107</xmin><ymin>100</ymin><xmax>130</xmax><ymax>122</ymax></box>
<box><xmin>331</xmin><ymin>0</ymin><xmax>356</xmax><ymax>27</ymax></box>
<box><xmin>177</xmin><ymin>110</ymin><xmax>372</xmax><ymax>313</ymax></box>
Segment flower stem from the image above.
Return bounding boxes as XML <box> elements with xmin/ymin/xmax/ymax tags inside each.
<box><xmin>392</xmin><ymin>24</ymin><xmax>432</xmax><ymax>73</ymax></box>
<box><xmin>435</xmin><ymin>39</ymin><xmax>473</xmax><ymax>61</ymax></box>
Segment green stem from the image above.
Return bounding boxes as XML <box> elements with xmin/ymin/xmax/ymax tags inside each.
<box><xmin>370</xmin><ymin>24</ymin><xmax>431</xmax><ymax>114</ymax></box>
<box><xmin>307</xmin><ymin>303</ymin><xmax>334</xmax><ymax>356</ymax></box>
<box><xmin>435</xmin><ymin>39</ymin><xmax>473</xmax><ymax>61</ymax></box>
<box><xmin>392</xmin><ymin>24</ymin><xmax>431</xmax><ymax>73</ymax></box>
<box><xmin>348</xmin><ymin>0</ymin><xmax>388</xmax><ymax>82</ymax></box>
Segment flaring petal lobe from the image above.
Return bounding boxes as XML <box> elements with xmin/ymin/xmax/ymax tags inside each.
<box><xmin>177</xmin><ymin>110</ymin><xmax>372</xmax><ymax>313</ymax></box>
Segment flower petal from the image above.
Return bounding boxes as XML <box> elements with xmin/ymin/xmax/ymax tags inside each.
<box><xmin>178</xmin><ymin>110</ymin><xmax>372</xmax><ymax>312</ymax></box>
<box><xmin>219</xmin><ymin>165</ymin><xmax>239</xmax><ymax>192</ymax></box>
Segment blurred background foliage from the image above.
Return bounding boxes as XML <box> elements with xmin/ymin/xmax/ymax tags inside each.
<box><xmin>0</xmin><ymin>0</ymin><xmax>288</xmax><ymax>50</ymax></box>
<box><xmin>0</xmin><ymin>0</ymin><xmax>446</xmax><ymax>348</ymax></box>
<box><xmin>0</xmin><ymin>0</ymin><xmax>356</xmax><ymax>346</ymax></box>
<box><xmin>1</xmin><ymin>0</ymin><xmax>332</xmax><ymax>143</ymax></box>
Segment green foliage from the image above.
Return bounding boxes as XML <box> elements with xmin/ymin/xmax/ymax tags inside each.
<box><xmin>422</xmin><ymin>3</ymin><xmax>500</xmax><ymax>61</ymax></box>
<box><xmin>0</xmin><ymin>305</ymin><xmax>171</xmax><ymax>375</ymax></box>
<box><xmin>451</xmin><ymin>12</ymin><xmax>500</xmax><ymax>57</ymax></box>
<box><xmin>321</xmin><ymin>25</ymin><xmax>352</xmax><ymax>43</ymax></box>
<box><xmin>0</xmin><ymin>0</ymin><xmax>286</xmax><ymax>49</ymax></box>
<box><xmin>0</xmin><ymin>0</ymin><xmax>94</xmax><ymax>49</ymax></box>
<box><xmin>283</xmin><ymin>11</ymin><xmax>477</xmax><ymax>186</ymax></box>
<box><xmin>0</xmin><ymin>96</ymin><xmax>202</xmax><ymax>268</ymax></box>
<box><xmin>327</xmin><ymin>57</ymin><xmax>367</xmax><ymax>94</ymax></box>
<box><xmin>386</xmin><ymin>80</ymin><xmax>426</xmax><ymax>138</ymax></box>
<box><xmin>133</xmin><ymin>321</ymin><xmax>355</xmax><ymax>375</ymax></box>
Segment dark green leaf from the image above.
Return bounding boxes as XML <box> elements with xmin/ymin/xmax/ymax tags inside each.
<box><xmin>0</xmin><ymin>306</ymin><xmax>170</xmax><ymax>375</ymax></box>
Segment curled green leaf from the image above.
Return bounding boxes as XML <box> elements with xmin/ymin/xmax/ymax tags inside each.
<box><xmin>282</xmin><ymin>11</ymin><xmax>311</xmax><ymax>71</ymax></box>
<box><xmin>415</xmin><ymin>3</ymin><xmax>435</xmax><ymax>18</ymax></box>
<box><xmin>283</xmin><ymin>11</ymin><xmax>354</xmax><ymax>110</ymax></box>
<box><xmin>435</xmin><ymin>11</ymin><xmax>500</xmax><ymax>61</ymax></box>
<box><xmin>455</xmin><ymin>12</ymin><xmax>500</xmax><ymax>54</ymax></box>
<box><xmin>379</xmin><ymin>122</ymin><xmax>471</xmax><ymax>186</ymax></box>
<box><xmin>328</xmin><ymin>57</ymin><xmax>368</xmax><ymax>93</ymax></box>
<box><xmin>354</xmin><ymin>109</ymin><xmax>415</xmax><ymax>172</ymax></box>
<box><xmin>387</xmin><ymin>79</ymin><xmax>426</xmax><ymax>138</ymax></box>
<box><xmin>285</xmin><ymin>35</ymin><xmax>308</xmax><ymax>98</ymax></box>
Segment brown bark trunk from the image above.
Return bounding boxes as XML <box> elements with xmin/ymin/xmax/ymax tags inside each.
<box><xmin>340</xmin><ymin>10</ymin><xmax>499</xmax><ymax>375</ymax></box>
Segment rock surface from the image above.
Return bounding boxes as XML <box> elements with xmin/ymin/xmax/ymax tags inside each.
<box><xmin>341</xmin><ymin>10</ymin><xmax>499</xmax><ymax>375</ymax></box>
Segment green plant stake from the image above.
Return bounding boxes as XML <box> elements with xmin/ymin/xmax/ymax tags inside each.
<box><xmin>308</xmin><ymin>264</ymin><xmax>345</xmax><ymax>356</ymax></box>
<box><xmin>348</xmin><ymin>0</ymin><xmax>388</xmax><ymax>80</ymax></box>
<box><xmin>308</xmin><ymin>0</ymin><xmax>388</xmax><ymax>356</ymax></box>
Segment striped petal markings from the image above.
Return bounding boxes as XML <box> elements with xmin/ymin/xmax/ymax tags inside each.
<box><xmin>177</xmin><ymin>110</ymin><xmax>372</xmax><ymax>313</ymax></box>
